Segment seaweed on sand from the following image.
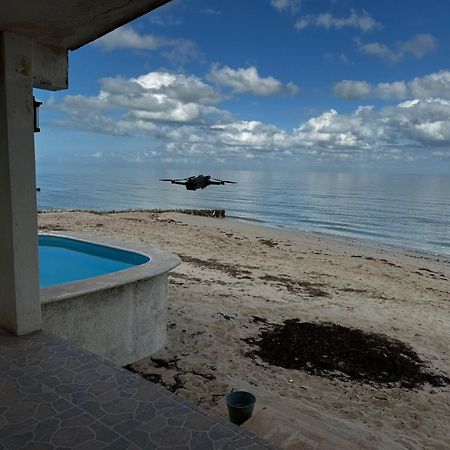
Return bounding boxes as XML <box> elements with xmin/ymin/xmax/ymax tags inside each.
<box><xmin>245</xmin><ymin>319</ymin><xmax>450</xmax><ymax>389</ymax></box>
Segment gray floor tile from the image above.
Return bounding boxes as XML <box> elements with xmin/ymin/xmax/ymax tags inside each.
<box><xmin>0</xmin><ymin>330</ymin><xmax>272</xmax><ymax>450</ymax></box>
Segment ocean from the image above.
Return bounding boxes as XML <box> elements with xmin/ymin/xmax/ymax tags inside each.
<box><xmin>36</xmin><ymin>162</ymin><xmax>450</xmax><ymax>257</ymax></box>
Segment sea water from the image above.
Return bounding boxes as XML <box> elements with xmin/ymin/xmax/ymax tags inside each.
<box><xmin>36</xmin><ymin>162</ymin><xmax>450</xmax><ymax>257</ymax></box>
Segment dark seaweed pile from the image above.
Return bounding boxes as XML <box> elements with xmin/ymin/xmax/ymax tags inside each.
<box><xmin>245</xmin><ymin>319</ymin><xmax>449</xmax><ymax>389</ymax></box>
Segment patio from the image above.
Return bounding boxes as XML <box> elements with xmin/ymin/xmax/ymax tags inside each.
<box><xmin>0</xmin><ymin>328</ymin><xmax>275</xmax><ymax>449</ymax></box>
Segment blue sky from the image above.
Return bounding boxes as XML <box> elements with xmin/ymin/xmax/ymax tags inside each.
<box><xmin>35</xmin><ymin>0</ymin><xmax>450</xmax><ymax>173</ymax></box>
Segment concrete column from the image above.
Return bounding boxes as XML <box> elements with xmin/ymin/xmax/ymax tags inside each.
<box><xmin>0</xmin><ymin>31</ymin><xmax>42</xmax><ymax>335</ymax></box>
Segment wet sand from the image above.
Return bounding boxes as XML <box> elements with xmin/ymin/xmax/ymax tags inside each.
<box><xmin>38</xmin><ymin>211</ymin><xmax>450</xmax><ymax>449</ymax></box>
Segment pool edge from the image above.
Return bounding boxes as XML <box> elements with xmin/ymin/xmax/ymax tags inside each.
<box><xmin>40</xmin><ymin>232</ymin><xmax>181</xmax><ymax>304</ymax></box>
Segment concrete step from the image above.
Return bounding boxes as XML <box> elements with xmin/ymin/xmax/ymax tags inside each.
<box><xmin>241</xmin><ymin>404</ymin><xmax>376</xmax><ymax>450</ymax></box>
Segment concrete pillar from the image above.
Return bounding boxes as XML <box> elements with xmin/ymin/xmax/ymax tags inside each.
<box><xmin>0</xmin><ymin>31</ymin><xmax>42</xmax><ymax>335</ymax></box>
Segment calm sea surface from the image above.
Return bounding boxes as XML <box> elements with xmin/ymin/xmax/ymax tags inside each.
<box><xmin>36</xmin><ymin>163</ymin><xmax>450</xmax><ymax>257</ymax></box>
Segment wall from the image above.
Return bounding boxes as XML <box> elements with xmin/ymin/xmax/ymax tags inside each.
<box><xmin>42</xmin><ymin>274</ymin><xmax>168</xmax><ymax>366</ymax></box>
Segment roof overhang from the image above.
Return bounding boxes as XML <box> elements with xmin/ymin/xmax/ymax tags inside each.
<box><xmin>0</xmin><ymin>0</ymin><xmax>171</xmax><ymax>51</ymax></box>
<box><xmin>0</xmin><ymin>0</ymin><xmax>171</xmax><ymax>91</ymax></box>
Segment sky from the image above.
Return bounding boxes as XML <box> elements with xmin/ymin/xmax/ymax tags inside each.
<box><xmin>35</xmin><ymin>0</ymin><xmax>450</xmax><ymax>174</ymax></box>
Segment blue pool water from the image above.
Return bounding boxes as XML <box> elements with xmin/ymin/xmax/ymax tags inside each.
<box><xmin>39</xmin><ymin>235</ymin><xmax>149</xmax><ymax>288</ymax></box>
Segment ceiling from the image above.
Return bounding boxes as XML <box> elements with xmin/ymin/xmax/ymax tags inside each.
<box><xmin>0</xmin><ymin>0</ymin><xmax>171</xmax><ymax>51</ymax></box>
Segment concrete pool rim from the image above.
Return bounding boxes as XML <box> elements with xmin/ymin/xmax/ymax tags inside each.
<box><xmin>40</xmin><ymin>232</ymin><xmax>181</xmax><ymax>304</ymax></box>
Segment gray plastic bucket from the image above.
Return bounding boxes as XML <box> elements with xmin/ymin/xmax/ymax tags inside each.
<box><xmin>226</xmin><ymin>391</ymin><xmax>256</xmax><ymax>425</ymax></box>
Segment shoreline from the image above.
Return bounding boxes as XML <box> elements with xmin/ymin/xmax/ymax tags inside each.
<box><xmin>39</xmin><ymin>208</ymin><xmax>450</xmax><ymax>262</ymax></box>
<box><xmin>38</xmin><ymin>210</ymin><xmax>450</xmax><ymax>449</ymax></box>
<box><xmin>232</xmin><ymin>214</ymin><xmax>450</xmax><ymax>263</ymax></box>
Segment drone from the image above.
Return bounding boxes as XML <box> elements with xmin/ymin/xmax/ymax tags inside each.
<box><xmin>160</xmin><ymin>174</ymin><xmax>236</xmax><ymax>191</ymax></box>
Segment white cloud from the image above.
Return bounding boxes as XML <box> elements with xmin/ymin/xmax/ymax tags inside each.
<box><xmin>323</xmin><ymin>53</ymin><xmax>351</xmax><ymax>65</ymax></box>
<box><xmin>409</xmin><ymin>71</ymin><xmax>450</xmax><ymax>98</ymax></box>
<box><xmin>270</xmin><ymin>0</ymin><xmax>301</xmax><ymax>14</ymax></box>
<box><xmin>161</xmin><ymin>40</ymin><xmax>203</xmax><ymax>67</ymax></box>
<box><xmin>386</xmin><ymin>98</ymin><xmax>450</xmax><ymax>145</ymax></box>
<box><xmin>333</xmin><ymin>80</ymin><xmax>372</xmax><ymax>99</ymax></box>
<box><xmin>149</xmin><ymin>14</ymin><xmax>182</xmax><ymax>26</ymax></box>
<box><xmin>207</xmin><ymin>65</ymin><xmax>299</xmax><ymax>96</ymax></box>
<box><xmin>400</xmin><ymin>34</ymin><xmax>437</xmax><ymax>59</ymax></box>
<box><xmin>334</xmin><ymin>79</ymin><xmax>408</xmax><ymax>100</ymax></box>
<box><xmin>200</xmin><ymin>8</ymin><xmax>221</xmax><ymax>15</ymax></box>
<box><xmin>374</xmin><ymin>81</ymin><xmax>409</xmax><ymax>99</ymax></box>
<box><xmin>95</xmin><ymin>27</ymin><xmax>160</xmax><ymax>50</ymax></box>
<box><xmin>209</xmin><ymin>121</ymin><xmax>289</xmax><ymax>150</ymax></box>
<box><xmin>57</xmin><ymin>71</ymin><xmax>226</xmax><ymax>131</ymax></box>
<box><xmin>358</xmin><ymin>34</ymin><xmax>436</xmax><ymax>62</ymax></box>
<box><xmin>334</xmin><ymin>70</ymin><xmax>450</xmax><ymax>100</ymax></box>
<box><xmin>295</xmin><ymin>10</ymin><xmax>380</xmax><ymax>32</ymax></box>
<box><xmin>290</xmin><ymin>99</ymin><xmax>450</xmax><ymax>154</ymax></box>
<box><xmin>133</xmin><ymin>72</ymin><xmax>223</xmax><ymax>104</ymax></box>
<box><xmin>51</xmin><ymin>70</ymin><xmax>450</xmax><ymax>163</ymax></box>
<box><xmin>357</xmin><ymin>42</ymin><xmax>391</xmax><ymax>59</ymax></box>
<box><xmin>93</xmin><ymin>26</ymin><xmax>201</xmax><ymax>66</ymax></box>
<box><xmin>158</xmin><ymin>98</ymin><xmax>450</xmax><ymax>160</ymax></box>
<box><xmin>292</xmin><ymin>107</ymin><xmax>377</xmax><ymax>150</ymax></box>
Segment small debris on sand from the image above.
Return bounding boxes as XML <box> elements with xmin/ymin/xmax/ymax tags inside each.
<box><xmin>259</xmin><ymin>239</ymin><xmax>279</xmax><ymax>247</ymax></box>
<box><xmin>259</xmin><ymin>274</ymin><xmax>329</xmax><ymax>297</ymax></box>
<box><xmin>179</xmin><ymin>254</ymin><xmax>253</xmax><ymax>278</ymax></box>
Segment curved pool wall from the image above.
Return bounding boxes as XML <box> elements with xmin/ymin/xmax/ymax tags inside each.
<box><xmin>40</xmin><ymin>233</ymin><xmax>180</xmax><ymax>366</ymax></box>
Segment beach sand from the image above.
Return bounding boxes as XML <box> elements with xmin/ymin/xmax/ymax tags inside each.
<box><xmin>38</xmin><ymin>211</ymin><xmax>450</xmax><ymax>449</ymax></box>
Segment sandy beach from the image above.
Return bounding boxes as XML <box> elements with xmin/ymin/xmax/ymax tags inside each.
<box><xmin>38</xmin><ymin>210</ymin><xmax>450</xmax><ymax>449</ymax></box>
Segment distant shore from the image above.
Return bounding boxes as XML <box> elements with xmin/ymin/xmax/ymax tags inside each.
<box><xmin>38</xmin><ymin>210</ymin><xmax>450</xmax><ymax>449</ymax></box>
<box><xmin>39</xmin><ymin>207</ymin><xmax>226</xmax><ymax>218</ymax></box>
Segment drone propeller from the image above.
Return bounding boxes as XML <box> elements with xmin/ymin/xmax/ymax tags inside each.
<box><xmin>160</xmin><ymin>178</ymin><xmax>186</xmax><ymax>182</ymax></box>
<box><xmin>210</xmin><ymin>178</ymin><xmax>237</xmax><ymax>184</ymax></box>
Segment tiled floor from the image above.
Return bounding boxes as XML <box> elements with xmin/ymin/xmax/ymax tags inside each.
<box><xmin>0</xmin><ymin>329</ymin><xmax>277</xmax><ymax>449</ymax></box>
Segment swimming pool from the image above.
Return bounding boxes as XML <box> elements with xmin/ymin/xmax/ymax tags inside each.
<box><xmin>39</xmin><ymin>235</ymin><xmax>150</xmax><ymax>288</ymax></box>
<box><xmin>39</xmin><ymin>233</ymin><xmax>180</xmax><ymax>365</ymax></box>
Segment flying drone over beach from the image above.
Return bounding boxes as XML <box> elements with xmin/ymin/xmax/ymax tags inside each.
<box><xmin>160</xmin><ymin>174</ymin><xmax>237</xmax><ymax>191</ymax></box>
